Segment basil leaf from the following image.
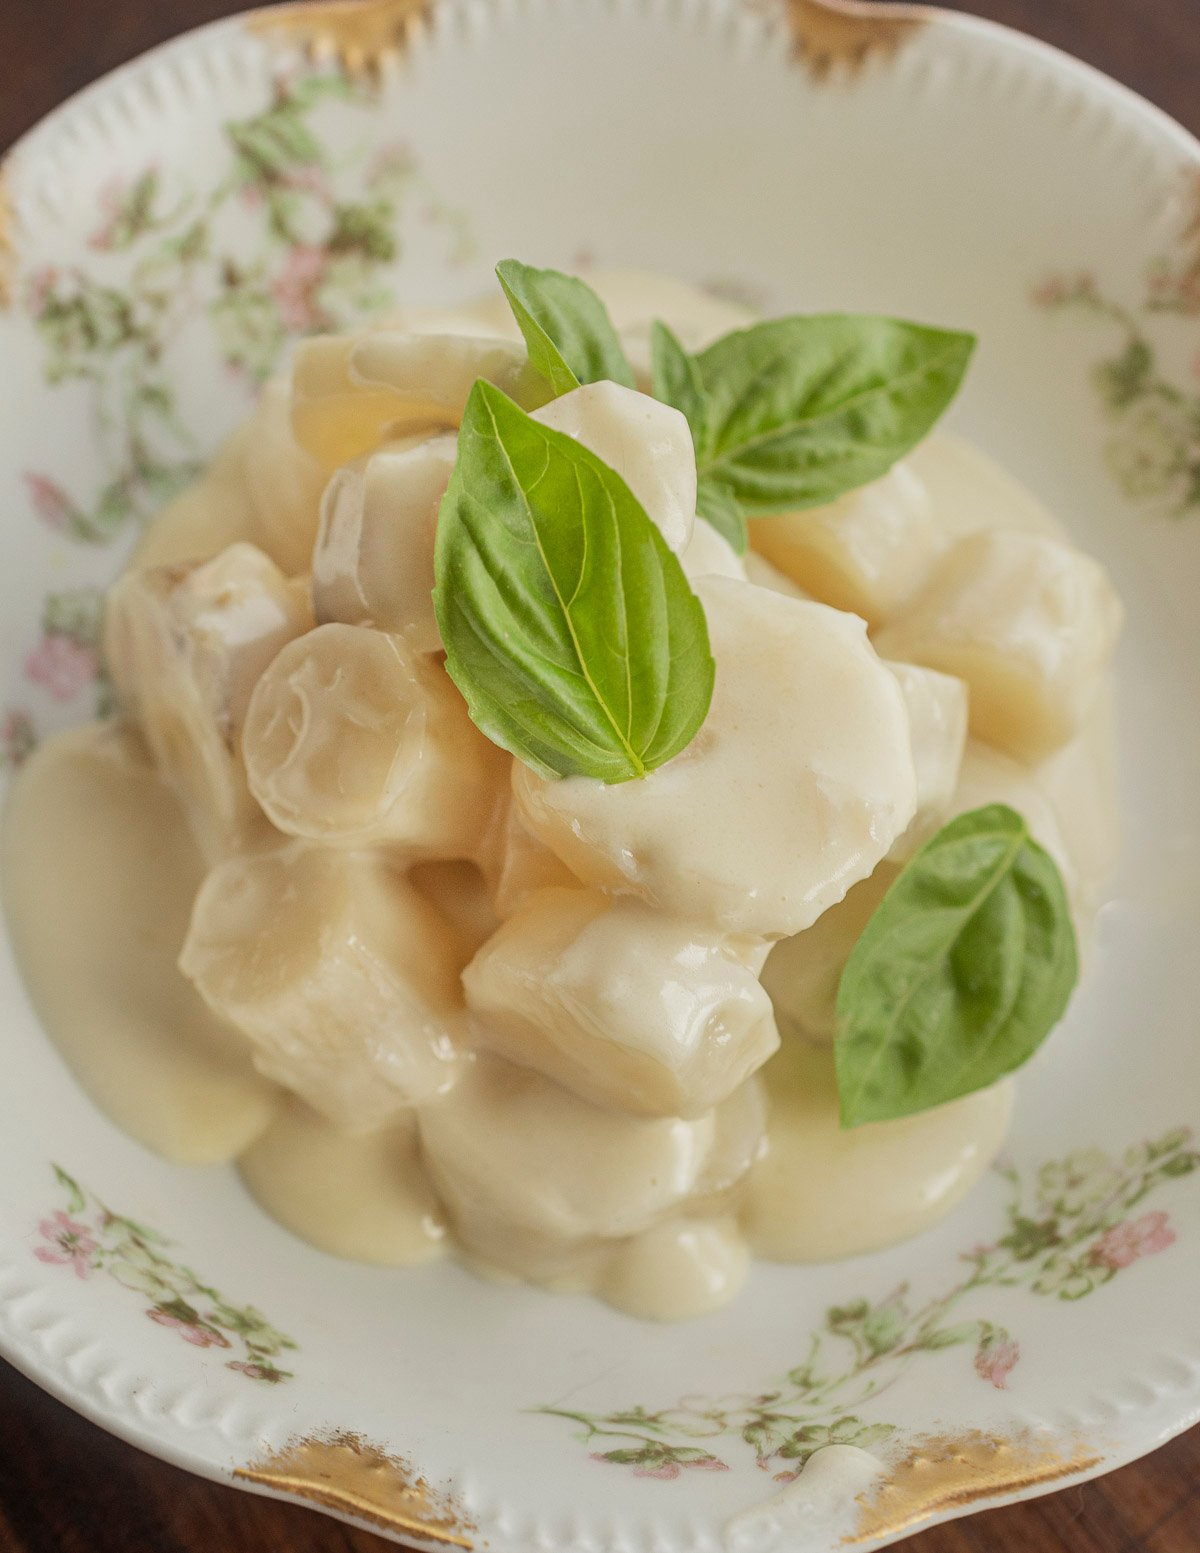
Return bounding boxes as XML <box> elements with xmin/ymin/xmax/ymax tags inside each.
<box><xmin>835</xmin><ymin>804</ymin><xmax>1077</xmax><ymax>1128</ymax></box>
<box><xmin>433</xmin><ymin>379</ymin><xmax>714</xmax><ymax>783</ymax></box>
<box><xmin>694</xmin><ymin>316</ymin><xmax>975</xmax><ymax>514</ymax></box>
<box><xmin>650</xmin><ymin>320</ymin><xmax>708</xmax><ymax>448</ymax></box>
<box><xmin>650</xmin><ymin>322</ymin><xmax>749</xmax><ymax>553</ymax></box>
<box><xmin>696</xmin><ymin>479</ymin><xmax>748</xmax><ymax>553</ymax></box>
<box><xmin>496</xmin><ymin>259</ymin><xmax>636</xmax><ymax>397</ymax></box>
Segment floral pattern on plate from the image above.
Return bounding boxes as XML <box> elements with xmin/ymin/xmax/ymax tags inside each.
<box><xmin>35</xmin><ymin>1165</ymin><xmax>298</xmax><ymax>1383</ymax></box>
<box><xmin>1033</xmin><ymin>172</ymin><xmax>1200</xmax><ymax>516</ymax></box>
<box><xmin>539</xmin><ymin>1127</ymin><xmax>1198</xmax><ymax>1479</ymax></box>
<box><xmin>3</xmin><ymin>63</ymin><xmax>474</xmax><ymax>756</ymax></box>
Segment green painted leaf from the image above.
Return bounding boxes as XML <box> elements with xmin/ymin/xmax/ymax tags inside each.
<box><xmin>850</xmin><ymin>1423</ymin><xmax>898</xmax><ymax>1450</ymax></box>
<box><xmin>919</xmin><ymin>1321</ymin><xmax>984</xmax><ymax>1351</ymax></box>
<box><xmin>52</xmin><ymin>1164</ymin><xmax>86</xmax><ymax>1216</ymax></box>
<box><xmin>862</xmin><ymin>1304</ymin><xmax>906</xmax><ymax>1356</ymax></box>
<box><xmin>835</xmin><ymin>804</ymin><xmax>1078</xmax><ymax>1127</ymax></box>
<box><xmin>434</xmin><ymin>380</ymin><xmax>714</xmax><ymax>783</ymax></box>
<box><xmin>496</xmin><ymin>259</ymin><xmax>635</xmax><ymax>396</ymax></box>
<box><xmin>693</xmin><ymin>315</ymin><xmax>975</xmax><ymax>514</ymax></box>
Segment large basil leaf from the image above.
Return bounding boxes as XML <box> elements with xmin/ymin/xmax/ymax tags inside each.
<box><xmin>693</xmin><ymin>315</ymin><xmax>975</xmax><ymax>514</ymax></box>
<box><xmin>433</xmin><ymin>380</ymin><xmax>714</xmax><ymax>783</ymax></box>
<box><xmin>835</xmin><ymin>804</ymin><xmax>1077</xmax><ymax>1128</ymax></box>
<box><xmin>496</xmin><ymin>260</ymin><xmax>636</xmax><ymax>397</ymax></box>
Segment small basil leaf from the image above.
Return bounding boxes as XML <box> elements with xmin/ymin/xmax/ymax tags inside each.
<box><xmin>649</xmin><ymin>320</ymin><xmax>708</xmax><ymax>450</ymax></box>
<box><xmin>434</xmin><ymin>379</ymin><xmax>714</xmax><ymax>783</ymax></box>
<box><xmin>650</xmin><ymin>322</ymin><xmax>749</xmax><ymax>553</ymax></box>
<box><xmin>496</xmin><ymin>259</ymin><xmax>636</xmax><ymax>397</ymax></box>
<box><xmin>695</xmin><ymin>315</ymin><xmax>975</xmax><ymax>514</ymax></box>
<box><xmin>696</xmin><ymin>479</ymin><xmax>748</xmax><ymax>553</ymax></box>
<box><xmin>835</xmin><ymin>804</ymin><xmax>1077</xmax><ymax>1128</ymax></box>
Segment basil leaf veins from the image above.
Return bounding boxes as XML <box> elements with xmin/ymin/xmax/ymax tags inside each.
<box><xmin>433</xmin><ymin>379</ymin><xmax>714</xmax><ymax>783</ymax></box>
<box><xmin>835</xmin><ymin>804</ymin><xmax>1078</xmax><ymax>1128</ymax></box>
<box><xmin>496</xmin><ymin>259</ymin><xmax>636</xmax><ymax>398</ymax></box>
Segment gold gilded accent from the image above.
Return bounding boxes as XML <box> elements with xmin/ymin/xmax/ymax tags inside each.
<box><xmin>0</xmin><ymin>166</ymin><xmax>17</xmax><ymax>310</ymax></box>
<box><xmin>774</xmin><ymin>0</ymin><xmax>924</xmax><ymax>82</ymax></box>
<box><xmin>249</xmin><ymin>0</ymin><xmax>435</xmax><ymax>77</ymax></box>
<box><xmin>846</xmin><ymin>1429</ymin><xmax>1103</xmax><ymax>1543</ymax></box>
<box><xmin>235</xmin><ymin>1429</ymin><xmax>474</xmax><ymax>1545</ymax></box>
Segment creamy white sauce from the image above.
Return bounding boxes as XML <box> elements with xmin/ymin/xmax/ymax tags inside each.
<box><xmin>1</xmin><ymin>273</ymin><xmax>1121</xmax><ymax>1320</ymax></box>
<box><xmin>239</xmin><ymin>1099</ymin><xmax>447</xmax><ymax>1265</ymax></box>
<box><xmin>599</xmin><ymin>1215</ymin><xmax>749</xmax><ymax>1321</ymax></box>
<box><xmin>2</xmin><ymin>724</ymin><xmax>281</xmax><ymax>1163</ymax></box>
<box><xmin>724</xmin><ymin>1443</ymin><xmax>885</xmax><ymax>1549</ymax></box>
<box><xmin>742</xmin><ymin>1041</ymin><xmax>1014</xmax><ymax>1262</ymax></box>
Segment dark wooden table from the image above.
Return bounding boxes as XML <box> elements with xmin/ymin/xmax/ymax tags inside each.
<box><xmin>3</xmin><ymin>0</ymin><xmax>1199</xmax><ymax>1548</ymax></box>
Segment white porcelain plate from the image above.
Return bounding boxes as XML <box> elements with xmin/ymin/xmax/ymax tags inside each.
<box><xmin>2</xmin><ymin>2</ymin><xmax>1200</xmax><ymax>1548</ymax></box>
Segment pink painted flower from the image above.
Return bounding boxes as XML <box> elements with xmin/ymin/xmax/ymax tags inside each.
<box><xmin>272</xmin><ymin>244</ymin><xmax>330</xmax><ymax>332</ymax></box>
<box><xmin>282</xmin><ymin>163</ymin><xmax>333</xmax><ymax>201</ymax></box>
<box><xmin>773</xmin><ymin>1470</ymin><xmax>799</xmax><ymax>1484</ymax></box>
<box><xmin>25</xmin><ymin>266</ymin><xmax>59</xmax><ymax>318</ymax></box>
<box><xmin>24</xmin><ymin>472</ymin><xmax>75</xmax><ymax>532</ymax></box>
<box><xmin>147</xmin><ymin>1309</ymin><xmax>232</xmax><ymax>1349</ymax></box>
<box><xmin>1031</xmin><ymin>271</ymin><xmax>1096</xmax><ymax>309</ymax></box>
<box><xmin>88</xmin><ymin>173</ymin><xmax>132</xmax><ymax>250</ymax></box>
<box><xmin>1031</xmin><ymin>274</ymin><xmax>1067</xmax><ymax>308</ymax></box>
<box><xmin>683</xmin><ymin>1456</ymin><xmax>729</xmax><ymax>1472</ymax></box>
<box><xmin>1089</xmin><ymin>1211</ymin><xmax>1176</xmax><ymax>1271</ymax></box>
<box><xmin>34</xmin><ymin>1211</ymin><xmax>98</xmax><ymax>1279</ymax></box>
<box><xmin>226</xmin><ymin>1360</ymin><xmax>281</xmax><ymax>1381</ymax></box>
<box><xmin>25</xmin><ymin>633</ymin><xmax>99</xmax><ymax>702</ymax></box>
<box><xmin>974</xmin><ymin>1336</ymin><xmax>1021</xmax><ymax>1390</ymax></box>
<box><xmin>632</xmin><ymin>1462</ymin><xmax>681</xmax><ymax>1480</ymax></box>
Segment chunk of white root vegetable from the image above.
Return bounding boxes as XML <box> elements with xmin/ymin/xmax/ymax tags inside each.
<box><xmin>877</xmin><ymin>529</ymin><xmax>1123</xmax><ymax>762</ymax></box>
<box><xmin>242</xmin><ymin>623</ymin><xmax>507</xmax><ymax>856</ymax></box>
<box><xmin>181</xmin><ymin>843</ymin><xmax>465</xmax><ymax>1131</ymax></box>
<box><xmin>418</xmin><ymin>1054</ymin><xmax>765</xmax><ymax>1284</ymax></box>
<box><xmin>291</xmin><ymin>331</ymin><xmax>544</xmax><ymax>468</ymax></box>
<box><xmin>513</xmin><ymin>577</ymin><xmax>917</xmax><ymax>937</ymax></box>
<box><xmin>104</xmin><ymin>543</ymin><xmax>312</xmax><ymax>859</ymax></box>
<box><xmin>463</xmin><ymin>887</ymin><xmax>778</xmax><ymax>1118</ymax></box>
<box><xmin>749</xmin><ymin>462</ymin><xmax>937</xmax><ymax>626</ymax></box>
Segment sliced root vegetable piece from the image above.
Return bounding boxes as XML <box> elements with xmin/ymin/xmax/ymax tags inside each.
<box><xmin>513</xmin><ymin>577</ymin><xmax>917</xmax><ymax>937</ymax></box>
<box><xmin>181</xmin><ymin>842</ymin><xmax>465</xmax><ymax>1131</ymax></box>
<box><xmin>104</xmin><ymin>543</ymin><xmax>313</xmax><ymax>860</ymax></box>
<box><xmin>463</xmin><ymin>886</ymin><xmax>778</xmax><ymax>1118</ymax></box>
<box><xmin>750</xmin><ymin>462</ymin><xmax>937</xmax><ymax>626</ymax></box>
<box><xmin>877</xmin><ymin>529</ymin><xmax>1123</xmax><ymax>762</ymax></box>
<box><xmin>243</xmin><ymin>623</ymin><xmax>507</xmax><ymax>857</ymax></box>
